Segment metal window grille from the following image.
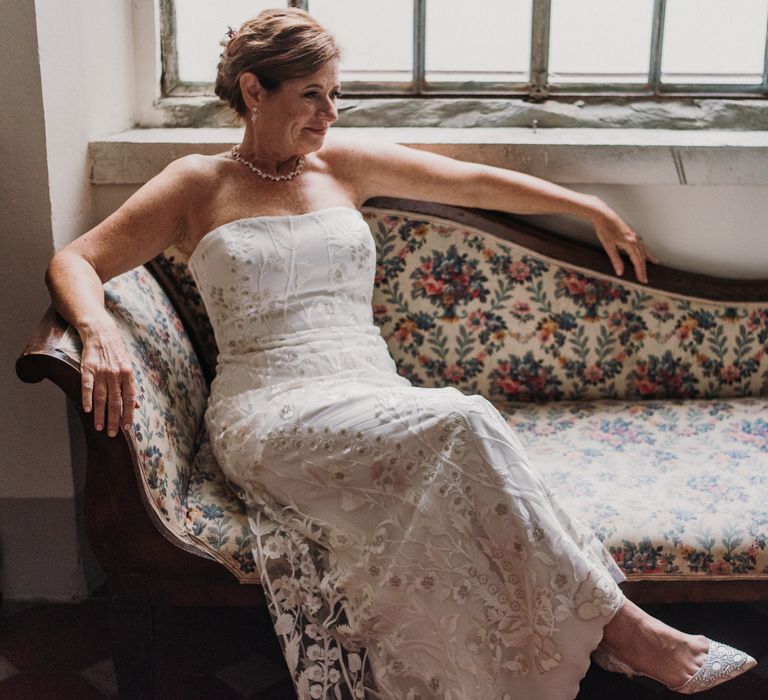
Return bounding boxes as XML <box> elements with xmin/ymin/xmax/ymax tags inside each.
<box><xmin>161</xmin><ymin>0</ymin><xmax>768</xmax><ymax>100</ymax></box>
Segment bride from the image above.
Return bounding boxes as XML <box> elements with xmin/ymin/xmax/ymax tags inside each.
<box><xmin>45</xmin><ymin>7</ymin><xmax>755</xmax><ymax>699</ymax></box>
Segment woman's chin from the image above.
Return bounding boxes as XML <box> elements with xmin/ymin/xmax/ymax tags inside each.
<box><xmin>298</xmin><ymin>134</ymin><xmax>327</xmax><ymax>154</ymax></box>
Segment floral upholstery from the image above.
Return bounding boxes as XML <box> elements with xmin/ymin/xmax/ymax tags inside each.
<box><xmin>185</xmin><ymin>431</ymin><xmax>257</xmax><ymax>578</ymax></box>
<box><xmin>105</xmin><ymin>269</ymin><xmax>209</xmax><ymax>535</ymax></box>
<box><xmin>57</xmin><ymin>208</ymin><xmax>767</xmax><ymax>583</ymax></box>
<box><xmin>366</xmin><ymin>210</ymin><xmax>768</xmax><ymax>403</ymax></box>
<box><xmin>56</xmin><ymin>268</ymin><xmax>209</xmax><ymax>537</ymax></box>
<box><xmin>152</xmin><ymin>247</ymin><xmax>218</xmax><ymax>378</ymax></box>
<box><xmin>504</xmin><ymin>398</ymin><xmax>768</xmax><ymax>578</ymax></box>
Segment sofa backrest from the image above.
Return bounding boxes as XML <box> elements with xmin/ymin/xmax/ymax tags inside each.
<box><xmin>148</xmin><ymin>205</ymin><xmax>768</xmax><ymax>407</ymax></box>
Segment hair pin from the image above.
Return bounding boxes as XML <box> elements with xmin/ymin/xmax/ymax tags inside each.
<box><xmin>220</xmin><ymin>25</ymin><xmax>238</xmax><ymax>49</ymax></box>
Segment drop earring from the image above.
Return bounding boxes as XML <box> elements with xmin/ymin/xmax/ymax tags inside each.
<box><xmin>250</xmin><ymin>106</ymin><xmax>259</xmax><ymax>124</ymax></box>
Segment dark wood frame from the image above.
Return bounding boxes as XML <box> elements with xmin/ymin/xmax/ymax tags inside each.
<box><xmin>16</xmin><ymin>200</ymin><xmax>768</xmax><ymax>698</ymax></box>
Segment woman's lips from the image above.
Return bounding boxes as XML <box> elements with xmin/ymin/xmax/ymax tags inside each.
<box><xmin>305</xmin><ymin>126</ymin><xmax>328</xmax><ymax>135</ymax></box>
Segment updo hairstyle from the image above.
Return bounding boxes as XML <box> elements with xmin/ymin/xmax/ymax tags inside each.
<box><xmin>215</xmin><ymin>8</ymin><xmax>340</xmax><ymax>117</ymax></box>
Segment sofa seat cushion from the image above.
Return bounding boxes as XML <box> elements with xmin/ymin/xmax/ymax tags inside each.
<box><xmin>183</xmin><ymin>396</ymin><xmax>767</xmax><ymax>583</ymax></box>
<box><xmin>185</xmin><ymin>432</ymin><xmax>259</xmax><ymax>581</ymax></box>
<box><xmin>503</xmin><ymin>397</ymin><xmax>768</xmax><ymax>579</ymax></box>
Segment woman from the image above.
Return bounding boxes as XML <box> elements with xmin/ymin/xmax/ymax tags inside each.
<box><xmin>46</xmin><ymin>8</ymin><xmax>755</xmax><ymax>699</ymax></box>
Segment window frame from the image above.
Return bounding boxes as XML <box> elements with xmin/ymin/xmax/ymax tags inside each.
<box><xmin>160</xmin><ymin>0</ymin><xmax>768</xmax><ymax>100</ymax></box>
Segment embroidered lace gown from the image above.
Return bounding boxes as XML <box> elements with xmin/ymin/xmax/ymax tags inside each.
<box><xmin>188</xmin><ymin>207</ymin><xmax>626</xmax><ymax>700</ymax></box>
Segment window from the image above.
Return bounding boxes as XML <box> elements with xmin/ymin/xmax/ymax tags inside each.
<box><xmin>163</xmin><ymin>0</ymin><xmax>768</xmax><ymax>100</ymax></box>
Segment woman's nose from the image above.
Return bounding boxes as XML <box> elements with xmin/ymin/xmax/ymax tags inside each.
<box><xmin>319</xmin><ymin>97</ymin><xmax>338</xmax><ymax>122</ymax></box>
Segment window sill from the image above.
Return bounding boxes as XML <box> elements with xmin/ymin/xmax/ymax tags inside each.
<box><xmin>90</xmin><ymin>127</ymin><xmax>768</xmax><ymax>186</ymax></box>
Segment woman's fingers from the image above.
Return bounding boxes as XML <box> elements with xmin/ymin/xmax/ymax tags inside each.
<box><xmin>594</xmin><ymin>206</ymin><xmax>660</xmax><ymax>283</ymax></box>
<box><xmin>106</xmin><ymin>373</ymin><xmax>123</xmax><ymax>437</ymax></box>
<box><xmin>92</xmin><ymin>375</ymin><xmax>108</xmax><ymax>432</ymax></box>
<box><xmin>603</xmin><ymin>242</ymin><xmax>624</xmax><ymax>278</ymax></box>
<box><xmin>624</xmin><ymin>237</ymin><xmax>648</xmax><ymax>284</ymax></box>
<box><xmin>81</xmin><ymin>369</ymin><xmax>95</xmax><ymax>414</ymax></box>
<box><xmin>121</xmin><ymin>371</ymin><xmax>136</xmax><ymax>432</ymax></box>
<box><xmin>80</xmin><ymin>335</ymin><xmax>136</xmax><ymax>437</ymax></box>
<box><xmin>643</xmin><ymin>244</ymin><xmax>661</xmax><ymax>265</ymax></box>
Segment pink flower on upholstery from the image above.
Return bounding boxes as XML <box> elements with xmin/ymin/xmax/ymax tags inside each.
<box><xmin>720</xmin><ymin>364</ymin><xmax>741</xmax><ymax>383</ymax></box>
<box><xmin>637</xmin><ymin>379</ymin><xmax>658</xmax><ymax>395</ymax></box>
<box><xmin>563</xmin><ymin>274</ymin><xmax>588</xmax><ymax>296</ymax></box>
<box><xmin>710</xmin><ymin>559</ymin><xmax>733</xmax><ymax>575</ymax></box>
<box><xmin>651</xmin><ymin>301</ymin><xmax>673</xmax><ymax>321</ymax></box>
<box><xmin>507</xmin><ymin>260</ymin><xmax>530</xmax><ymax>281</ymax></box>
<box><xmin>444</xmin><ymin>363</ymin><xmax>465</xmax><ymax>381</ymax></box>
<box><xmin>499</xmin><ymin>377</ymin><xmax>522</xmax><ymax>394</ymax></box>
<box><xmin>511</xmin><ymin>301</ymin><xmax>531</xmax><ymax>316</ymax></box>
<box><xmin>538</xmin><ymin>318</ymin><xmax>559</xmax><ymax>343</ymax></box>
<box><xmin>582</xmin><ymin>364</ymin><xmax>604</xmax><ymax>383</ymax></box>
<box><xmin>394</xmin><ymin>319</ymin><xmax>416</xmax><ymax>343</ymax></box>
<box><xmin>372</xmin><ymin>303</ymin><xmax>388</xmax><ymax>319</ymax></box>
<box><xmin>421</xmin><ymin>276</ymin><xmax>444</xmax><ymax>296</ymax></box>
<box><xmin>675</xmin><ymin>317</ymin><xmax>698</xmax><ymax>340</ymax></box>
<box><xmin>466</xmin><ymin>310</ymin><xmax>485</xmax><ymax>329</ymax></box>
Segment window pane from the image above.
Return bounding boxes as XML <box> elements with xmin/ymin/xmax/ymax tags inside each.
<box><xmin>425</xmin><ymin>0</ymin><xmax>531</xmax><ymax>83</ymax></box>
<box><xmin>309</xmin><ymin>0</ymin><xmax>413</xmax><ymax>83</ymax></box>
<box><xmin>661</xmin><ymin>0</ymin><xmax>768</xmax><ymax>84</ymax></box>
<box><xmin>549</xmin><ymin>0</ymin><xmax>654</xmax><ymax>84</ymax></box>
<box><xmin>176</xmin><ymin>1</ymin><xmax>284</xmax><ymax>83</ymax></box>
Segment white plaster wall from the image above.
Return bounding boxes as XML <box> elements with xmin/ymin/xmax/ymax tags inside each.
<box><xmin>0</xmin><ymin>0</ymin><xmax>134</xmax><ymax>601</ymax></box>
<box><xmin>520</xmin><ymin>184</ymin><xmax>768</xmax><ymax>280</ymax></box>
<box><xmin>37</xmin><ymin>0</ymin><xmax>134</xmax><ymax>249</ymax></box>
<box><xmin>0</xmin><ymin>0</ymin><xmax>71</xmax><ymax>499</ymax></box>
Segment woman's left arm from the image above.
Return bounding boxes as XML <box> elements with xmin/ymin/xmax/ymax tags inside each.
<box><xmin>338</xmin><ymin>137</ymin><xmax>658</xmax><ymax>283</ymax></box>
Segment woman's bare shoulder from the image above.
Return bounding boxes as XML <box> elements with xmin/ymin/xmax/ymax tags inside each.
<box><xmin>160</xmin><ymin>152</ymin><xmax>232</xmax><ymax>187</ymax></box>
<box><xmin>318</xmin><ymin>131</ymin><xmax>410</xmax><ymax>181</ymax></box>
<box><xmin>320</xmin><ymin>131</ymin><xmax>383</xmax><ymax>161</ymax></box>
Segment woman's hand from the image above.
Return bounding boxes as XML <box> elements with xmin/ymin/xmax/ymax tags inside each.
<box><xmin>591</xmin><ymin>200</ymin><xmax>660</xmax><ymax>284</ymax></box>
<box><xmin>80</xmin><ymin>323</ymin><xmax>137</xmax><ymax>437</ymax></box>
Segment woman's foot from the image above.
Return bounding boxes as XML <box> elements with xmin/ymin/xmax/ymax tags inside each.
<box><xmin>598</xmin><ymin>599</ymin><xmax>755</xmax><ymax>691</ymax></box>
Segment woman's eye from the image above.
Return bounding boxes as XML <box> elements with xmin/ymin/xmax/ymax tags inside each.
<box><xmin>331</xmin><ymin>91</ymin><xmax>343</xmax><ymax>100</ymax></box>
<box><xmin>304</xmin><ymin>91</ymin><xmax>318</xmax><ymax>98</ymax></box>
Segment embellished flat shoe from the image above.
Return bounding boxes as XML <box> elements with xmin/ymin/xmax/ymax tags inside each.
<box><xmin>591</xmin><ymin>639</ymin><xmax>757</xmax><ymax>695</ymax></box>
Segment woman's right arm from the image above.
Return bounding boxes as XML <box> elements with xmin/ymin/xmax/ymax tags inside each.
<box><xmin>46</xmin><ymin>155</ymin><xmax>209</xmax><ymax>438</ymax></box>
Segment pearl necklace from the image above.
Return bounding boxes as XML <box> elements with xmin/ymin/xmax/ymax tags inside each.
<box><xmin>230</xmin><ymin>145</ymin><xmax>304</xmax><ymax>182</ymax></box>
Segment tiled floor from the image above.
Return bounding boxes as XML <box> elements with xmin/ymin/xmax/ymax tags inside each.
<box><xmin>0</xmin><ymin>591</ymin><xmax>765</xmax><ymax>699</ymax></box>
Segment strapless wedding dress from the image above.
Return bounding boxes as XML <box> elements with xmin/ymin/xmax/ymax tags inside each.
<box><xmin>188</xmin><ymin>207</ymin><xmax>625</xmax><ymax>700</ymax></box>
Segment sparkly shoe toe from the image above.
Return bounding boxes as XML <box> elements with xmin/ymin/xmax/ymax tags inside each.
<box><xmin>668</xmin><ymin>640</ymin><xmax>757</xmax><ymax>695</ymax></box>
<box><xmin>591</xmin><ymin>639</ymin><xmax>757</xmax><ymax>695</ymax></box>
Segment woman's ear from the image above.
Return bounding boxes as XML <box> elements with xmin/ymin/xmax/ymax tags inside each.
<box><xmin>238</xmin><ymin>72</ymin><xmax>263</xmax><ymax>107</ymax></box>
